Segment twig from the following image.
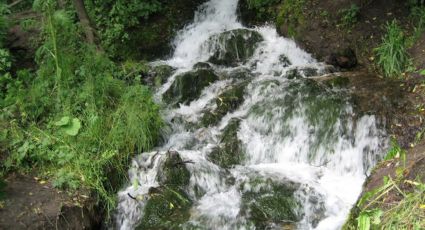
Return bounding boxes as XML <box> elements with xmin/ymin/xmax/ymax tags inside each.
<box><xmin>127</xmin><ymin>193</ymin><xmax>137</xmax><ymax>201</ymax></box>
<box><xmin>7</xmin><ymin>0</ymin><xmax>24</xmax><ymax>8</ymax></box>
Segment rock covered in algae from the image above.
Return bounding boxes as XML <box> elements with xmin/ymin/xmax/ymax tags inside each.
<box><xmin>137</xmin><ymin>151</ymin><xmax>192</xmax><ymax>229</ymax></box>
<box><xmin>208</xmin><ymin>118</ymin><xmax>245</xmax><ymax>168</ymax></box>
<box><xmin>240</xmin><ymin>177</ymin><xmax>301</xmax><ymax>229</ymax></box>
<box><xmin>163</xmin><ymin>68</ymin><xmax>219</xmax><ymax>106</ymax></box>
<box><xmin>201</xmin><ymin>81</ymin><xmax>248</xmax><ymax>126</ymax></box>
<box><xmin>207</xmin><ymin>29</ymin><xmax>264</xmax><ymax>66</ymax></box>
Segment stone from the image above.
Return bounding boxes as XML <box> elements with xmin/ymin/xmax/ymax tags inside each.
<box><xmin>208</xmin><ymin>119</ymin><xmax>245</xmax><ymax>168</ymax></box>
<box><xmin>325</xmin><ymin>48</ymin><xmax>357</xmax><ymax>69</ymax></box>
<box><xmin>201</xmin><ymin>81</ymin><xmax>248</xmax><ymax>126</ymax></box>
<box><xmin>163</xmin><ymin>69</ymin><xmax>219</xmax><ymax>106</ymax></box>
<box><xmin>207</xmin><ymin>29</ymin><xmax>264</xmax><ymax>67</ymax></box>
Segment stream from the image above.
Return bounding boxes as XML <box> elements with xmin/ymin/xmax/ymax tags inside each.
<box><xmin>115</xmin><ymin>0</ymin><xmax>388</xmax><ymax>229</ymax></box>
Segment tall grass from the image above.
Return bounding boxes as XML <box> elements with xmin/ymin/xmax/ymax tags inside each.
<box><xmin>375</xmin><ymin>20</ymin><xmax>410</xmax><ymax>78</ymax></box>
<box><xmin>0</xmin><ymin>0</ymin><xmax>164</xmax><ymax>214</ymax></box>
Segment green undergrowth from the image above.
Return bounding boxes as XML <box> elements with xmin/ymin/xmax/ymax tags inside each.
<box><xmin>375</xmin><ymin>3</ymin><xmax>425</xmax><ymax>78</ymax></box>
<box><xmin>0</xmin><ymin>1</ymin><xmax>163</xmax><ymax>214</ymax></box>
<box><xmin>343</xmin><ymin>141</ymin><xmax>425</xmax><ymax>230</ymax></box>
<box><xmin>276</xmin><ymin>0</ymin><xmax>305</xmax><ymax>37</ymax></box>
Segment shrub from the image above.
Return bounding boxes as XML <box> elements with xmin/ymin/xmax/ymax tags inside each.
<box><xmin>0</xmin><ymin>0</ymin><xmax>164</xmax><ymax>214</ymax></box>
<box><xmin>276</xmin><ymin>0</ymin><xmax>305</xmax><ymax>37</ymax></box>
<box><xmin>339</xmin><ymin>4</ymin><xmax>360</xmax><ymax>28</ymax></box>
<box><xmin>375</xmin><ymin>20</ymin><xmax>410</xmax><ymax>78</ymax></box>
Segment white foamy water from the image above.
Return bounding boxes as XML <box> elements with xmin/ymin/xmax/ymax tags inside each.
<box><xmin>115</xmin><ymin>0</ymin><xmax>388</xmax><ymax>229</ymax></box>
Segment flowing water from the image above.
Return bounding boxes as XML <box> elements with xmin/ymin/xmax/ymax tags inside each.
<box><xmin>115</xmin><ymin>0</ymin><xmax>388</xmax><ymax>229</ymax></box>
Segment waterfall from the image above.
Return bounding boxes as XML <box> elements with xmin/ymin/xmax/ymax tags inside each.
<box><xmin>115</xmin><ymin>0</ymin><xmax>388</xmax><ymax>229</ymax></box>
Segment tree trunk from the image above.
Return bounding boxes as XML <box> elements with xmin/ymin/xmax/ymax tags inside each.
<box><xmin>72</xmin><ymin>0</ymin><xmax>97</xmax><ymax>46</ymax></box>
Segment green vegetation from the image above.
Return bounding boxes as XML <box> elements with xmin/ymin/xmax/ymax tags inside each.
<box><xmin>344</xmin><ymin>141</ymin><xmax>425</xmax><ymax>230</ymax></box>
<box><xmin>85</xmin><ymin>0</ymin><xmax>162</xmax><ymax>56</ymax></box>
<box><xmin>339</xmin><ymin>4</ymin><xmax>360</xmax><ymax>29</ymax></box>
<box><xmin>0</xmin><ymin>0</ymin><xmax>163</xmax><ymax>214</ymax></box>
<box><xmin>276</xmin><ymin>0</ymin><xmax>305</xmax><ymax>37</ymax></box>
<box><xmin>375</xmin><ymin>20</ymin><xmax>410</xmax><ymax>78</ymax></box>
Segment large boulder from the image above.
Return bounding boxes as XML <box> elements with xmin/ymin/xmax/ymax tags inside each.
<box><xmin>208</xmin><ymin>119</ymin><xmax>245</xmax><ymax>168</ymax></box>
<box><xmin>143</xmin><ymin>64</ymin><xmax>175</xmax><ymax>88</ymax></box>
<box><xmin>163</xmin><ymin>69</ymin><xmax>219</xmax><ymax>106</ymax></box>
<box><xmin>207</xmin><ymin>29</ymin><xmax>263</xmax><ymax>67</ymax></box>
<box><xmin>240</xmin><ymin>177</ymin><xmax>301</xmax><ymax>229</ymax></box>
<box><xmin>137</xmin><ymin>151</ymin><xmax>192</xmax><ymax>229</ymax></box>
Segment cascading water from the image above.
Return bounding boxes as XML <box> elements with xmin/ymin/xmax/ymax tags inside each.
<box><xmin>115</xmin><ymin>0</ymin><xmax>388</xmax><ymax>229</ymax></box>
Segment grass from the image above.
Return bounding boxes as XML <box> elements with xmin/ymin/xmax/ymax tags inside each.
<box><xmin>276</xmin><ymin>0</ymin><xmax>305</xmax><ymax>37</ymax></box>
<box><xmin>0</xmin><ymin>1</ymin><xmax>164</xmax><ymax>215</ymax></box>
<box><xmin>339</xmin><ymin>4</ymin><xmax>360</xmax><ymax>29</ymax></box>
<box><xmin>375</xmin><ymin>20</ymin><xmax>410</xmax><ymax>78</ymax></box>
<box><xmin>343</xmin><ymin>141</ymin><xmax>425</xmax><ymax>230</ymax></box>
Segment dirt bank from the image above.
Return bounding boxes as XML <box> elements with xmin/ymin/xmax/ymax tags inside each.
<box><xmin>0</xmin><ymin>173</ymin><xmax>100</xmax><ymax>229</ymax></box>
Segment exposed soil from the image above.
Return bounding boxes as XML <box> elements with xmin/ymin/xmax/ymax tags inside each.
<box><xmin>0</xmin><ymin>173</ymin><xmax>100</xmax><ymax>230</ymax></box>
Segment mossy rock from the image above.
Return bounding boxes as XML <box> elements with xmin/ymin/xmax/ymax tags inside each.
<box><xmin>248</xmin><ymin>79</ymin><xmax>347</xmax><ymax>160</ymax></box>
<box><xmin>137</xmin><ymin>151</ymin><xmax>192</xmax><ymax>229</ymax></box>
<box><xmin>193</xmin><ymin>62</ymin><xmax>212</xmax><ymax>69</ymax></box>
<box><xmin>163</xmin><ymin>69</ymin><xmax>219</xmax><ymax>106</ymax></box>
<box><xmin>241</xmin><ymin>178</ymin><xmax>301</xmax><ymax>229</ymax></box>
<box><xmin>208</xmin><ymin>119</ymin><xmax>245</xmax><ymax>168</ymax></box>
<box><xmin>157</xmin><ymin>151</ymin><xmax>191</xmax><ymax>187</ymax></box>
<box><xmin>144</xmin><ymin>64</ymin><xmax>175</xmax><ymax>88</ymax></box>
<box><xmin>226</xmin><ymin>68</ymin><xmax>254</xmax><ymax>79</ymax></box>
<box><xmin>201</xmin><ymin>81</ymin><xmax>248</xmax><ymax>126</ymax></box>
<box><xmin>137</xmin><ymin>187</ymin><xmax>192</xmax><ymax>230</ymax></box>
<box><xmin>208</xmin><ymin>29</ymin><xmax>263</xmax><ymax>67</ymax></box>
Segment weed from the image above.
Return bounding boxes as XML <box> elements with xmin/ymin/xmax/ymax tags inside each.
<box><xmin>0</xmin><ymin>0</ymin><xmax>164</xmax><ymax>215</ymax></box>
<box><xmin>339</xmin><ymin>4</ymin><xmax>360</xmax><ymax>29</ymax></box>
<box><xmin>276</xmin><ymin>0</ymin><xmax>305</xmax><ymax>37</ymax></box>
<box><xmin>375</xmin><ymin>20</ymin><xmax>410</xmax><ymax>78</ymax></box>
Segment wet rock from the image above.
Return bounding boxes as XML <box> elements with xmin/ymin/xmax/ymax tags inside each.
<box><xmin>137</xmin><ymin>186</ymin><xmax>192</xmax><ymax>230</ymax></box>
<box><xmin>163</xmin><ymin>69</ymin><xmax>219</xmax><ymax>106</ymax></box>
<box><xmin>279</xmin><ymin>54</ymin><xmax>292</xmax><ymax>67</ymax></box>
<box><xmin>193</xmin><ymin>62</ymin><xmax>212</xmax><ymax>69</ymax></box>
<box><xmin>208</xmin><ymin>119</ymin><xmax>245</xmax><ymax>168</ymax></box>
<box><xmin>137</xmin><ymin>151</ymin><xmax>192</xmax><ymax>229</ymax></box>
<box><xmin>286</xmin><ymin>69</ymin><xmax>303</xmax><ymax>79</ymax></box>
<box><xmin>241</xmin><ymin>178</ymin><xmax>301</xmax><ymax>229</ymax></box>
<box><xmin>208</xmin><ymin>29</ymin><xmax>264</xmax><ymax>67</ymax></box>
<box><xmin>201</xmin><ymin>81</ymin><xmax>248</xmax><ymax>126</ymax></box>
<box><xmin>325</xmin><ymin>48</ymin><xmax>357</xmax><ymax>69</ymax></box>
<box><xmin>144</xmin><ymin>64</ymin><xmax>175</xmax><ymax>88</ymax></box>
<box><xmin>157</xmin><ymin>151</ymin><xmax>191</xmax><ymax>187</ymax></box>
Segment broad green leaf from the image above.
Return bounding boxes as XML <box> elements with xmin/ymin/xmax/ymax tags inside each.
<box><xmin>54</xmin><ymin>116</ymin><xmax>70</xmax><ymax>126</ymax></box>
<box><xmin>420</xmin><ymin>69</ymin><xmax>425</xmax><ymax>76</ymax></box>
<box><xmin>358</xmin><ymin>212</ymin><xmax>371</xmax><ymax>230</ymax></box>
<box><xmin>63</xmin><ymin>118</ymin><xmax>81</xmax><ymax>136</ymax></box>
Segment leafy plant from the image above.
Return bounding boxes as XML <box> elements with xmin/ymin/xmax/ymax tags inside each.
<box><xmin>0</xmin><ymin>0</ymin><xmax>164</xmax><ymax>215</ymax></box>
<box><xmin>375</xmin><ymin>20</ymin><xmax>410</xmax><ymax>78</ymax></box>
<box><xmin>339</xmin><ymin>4</ymin><xmax>360</xmax><ymax>28</ymax></box>
<box><xmin>85</xmin><ymin>0</ymin><xmax>162</xmax><ymax>56</ymax></box>
<box><xmin>276</xmin><ymin>0</ymin><xmax>305</xmax><ymax>37</ymax></box>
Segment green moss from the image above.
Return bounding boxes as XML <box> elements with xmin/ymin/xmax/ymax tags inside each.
<box><xmin>137</xmin><ymin>187</ymin><xmax>192</xmax><ymax>230</ymax></box>
<box><xmin>208</xmin><ymin>29</ymin><xmax>264</xmax><ymax>66</ymax></box>
<box><xmin>146</xmin><ymin>65</ymin><xmax>175</xmax><ymax>88</ymax></box>
<box><xmin>201</xmin><ymin>82</ymin><xmax>248</xmax><ymax>126</ymax></box>
<box><xmin>158</xmin><ymin>151</ymin><xmax>191</xmax><ymax>187</ymax></box>
<box><xmin>208</xmin><ymin>119</ymin><xmax>245</xmax><ymax>168</ymax></box>
<box><xmin>137</xmin><ymin>151</ymin><xmax>193</xmax><ymax>229</ymax></box>
<box><xmin>241</xmin><ymin>178</ymin><xmax>301</xmax><ymax>228</ymax></box>
<box><xmin>163</xmin><ymin>69</ymin><xmax>219</xmax><ymax>106</ymax></box>
<box><xmin>276</xmin><ymin>0</ymin><xmax>305</xmax><ymax>37</ymax></box>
